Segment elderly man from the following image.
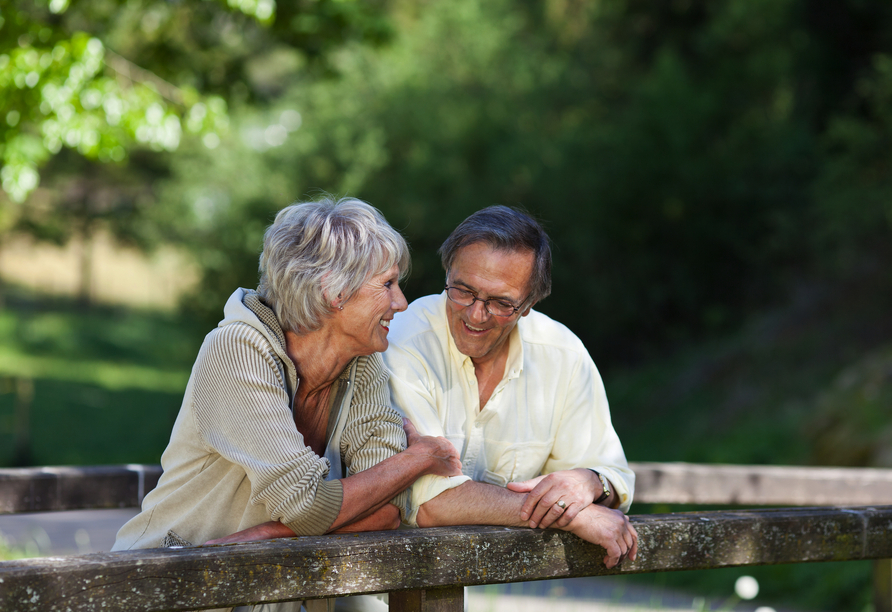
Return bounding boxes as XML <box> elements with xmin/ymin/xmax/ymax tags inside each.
<box><xmin>384</xmin><ymin>206</ymin><xmax>637</xmax><ymax>567</ymax></box>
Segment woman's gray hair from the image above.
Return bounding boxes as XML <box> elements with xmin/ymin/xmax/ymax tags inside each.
<box><xmin>258</xmin><ymin>197</ymin><xmax>410</xmax><ymax>333</ymax></box>
<box><xmin>438</xmin><ymin>205</ymin><xmax>552</xmax><ymax>304</ymax></box>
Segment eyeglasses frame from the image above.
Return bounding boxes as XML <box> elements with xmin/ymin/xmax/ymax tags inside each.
<box><xmin>444</xmin><ymin>285</ymin><xmax>531</xmax><ymax>318</ymax></box>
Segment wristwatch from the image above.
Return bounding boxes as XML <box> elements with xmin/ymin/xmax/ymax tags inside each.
<box><xmin>592</xmin><ymin>471</ymin><xmax>610</xmax><ymax>504</ymax></box>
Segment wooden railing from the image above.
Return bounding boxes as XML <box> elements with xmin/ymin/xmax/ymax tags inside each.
<box><xmin>1</xmin><ymin>462</ymin><xmax>891</xmax><ymax>612</ymax></box>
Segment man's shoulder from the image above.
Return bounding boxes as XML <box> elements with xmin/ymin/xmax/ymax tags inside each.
<box><xmin>384</xmin><ymin>294</ymin><xmax>450</xmax><ymax>371</ymax></box>
<box><xmin>388</xmin><ymin>293</ymin><xmax>447</xmax><ymax>345</ymax></box>
<box><xmin>519</xmin><ymin>309</ymin><xmax>588</xmax><ymax>356</ymax></box>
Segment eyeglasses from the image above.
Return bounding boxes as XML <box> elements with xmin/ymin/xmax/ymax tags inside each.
<box><xmin>445</xmin><ymin>286</ymin><xmax>528</xmax><ymax>318</ymax></box>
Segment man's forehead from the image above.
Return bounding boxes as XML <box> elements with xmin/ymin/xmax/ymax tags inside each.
<box><xmin>450</xmin><ymin>244</ymin><xmax>534</xmax><ymax>291</ymax></box>
<box><xmin>452</xmin><ymin>243</ymin><xmax>534</xmax><ymax>266</ymax></box>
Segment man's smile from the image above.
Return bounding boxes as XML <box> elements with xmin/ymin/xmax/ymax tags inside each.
<box><xmin>462</xmin><ymin>320</ymin><xmax>490</xmax><ymax>334</ymax></box>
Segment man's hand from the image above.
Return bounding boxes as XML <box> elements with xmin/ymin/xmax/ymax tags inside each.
<box><xmin>565</xmin><ymin>504</ymin><xmax>638</xmax><ymax>568</ymax></box>
<box><xmin>403</xmin><ymin>418</ymin><xmax>462</xmax><ymax>478</ymax></box>
<box><xmin>507</xmin><ymin>468</ymin><xmax>600</xmax><ymax>529</ymax></box>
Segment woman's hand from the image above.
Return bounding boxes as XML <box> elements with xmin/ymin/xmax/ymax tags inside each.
<box><xmin>204</xmin><ymin>521</ymin><xmax>295</xmax><ymax>545</ymax></box>
<box><xmin>402</xmin><ymin>418</ymin><xmax>462</xmax><ymax>477</ymax></box>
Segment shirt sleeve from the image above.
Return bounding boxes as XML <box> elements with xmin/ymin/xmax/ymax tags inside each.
<box><xmin>543</xmin><ymin>350</ymin><xmax>635</xmax><ymax>513</ymax></box>
<box><xmin>190</xmin><ymin>324</ymin><xmax>343</xmax><ymax>535</ymax></box>
<box><xmin>385</xmin><ymin>343</ymin><xmax>471</xmax><ymax>526</ymax></box>
<box><xmin>339</xmin><ymin>353</ymin><xmax>412</xmax><ymax>521</ymax></box>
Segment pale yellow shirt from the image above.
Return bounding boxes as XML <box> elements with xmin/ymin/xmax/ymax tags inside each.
<box><xmin>384</xmin><ymin>293</ymin><xmax>634</xmax><ymax>525</ymax></box>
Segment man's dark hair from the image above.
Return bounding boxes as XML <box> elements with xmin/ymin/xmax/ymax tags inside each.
<box><xmin>438</xmin><ymin>205</ymin><xmax>552</xmax><ymax>304</ymax></box>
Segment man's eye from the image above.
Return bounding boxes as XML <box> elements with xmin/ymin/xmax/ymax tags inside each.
<box><xmin>495</xmin><ymin>300</ymin><xmax>514</xmax><ymax>310</ymax></box>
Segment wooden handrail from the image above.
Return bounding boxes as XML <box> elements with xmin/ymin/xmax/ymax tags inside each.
<box><xmin>1</xmin><ymin>506</ymin><xmax>891</xmax><ymax>612</ymax></box>
<box><xmin>0</xmin><ymin>464</ymin><xmax>161</xmax><ymax>513</ymax></box>
<box><xmin>4</xmin><ymin>462</ymin><xmax>892</xmax><ymax>514</ymax></box>
<box><xmin>632</xmin><ymin>462</ymin><xmax>892</xmax><ymax>506</ymax></box>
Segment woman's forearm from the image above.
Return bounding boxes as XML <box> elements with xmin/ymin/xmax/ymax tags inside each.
<box><xmin>328</xmin><ymin>450</ymin><xmax>434</xmax><ymax>532</ymax></box>
<box><xmin>330</xmin><ymin>503</ymin><xmax>400</xmax><ymax>533</ymax></box>
<box><xmin>328</xmin><ymin>422</ymin><xmax>461</xmax><ymax>532</ymax></box>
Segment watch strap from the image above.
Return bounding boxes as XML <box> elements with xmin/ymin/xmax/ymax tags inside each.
<box><xmin>592</xmin><ymin>470</ymin><xmax>610</xmax><ymax>504</ymax></box>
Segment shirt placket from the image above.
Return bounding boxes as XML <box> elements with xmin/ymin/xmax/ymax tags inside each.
<box><xmin>460</xmin><ymin>359</ymin><xmax>486</xmax><ymax>478</ymax></box>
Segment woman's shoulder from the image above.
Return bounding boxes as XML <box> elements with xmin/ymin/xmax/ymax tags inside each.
<box><xmin>198</xmin><ymin>321</ymin><xmax>286</xmax><ymax>371</ymax></box>
<box><xmin>349</xmin><ymin>353</ymin><xmax>388</xmax><ymax>388</ymax></box>
<box><xmin>205</xmin><ymin>320</ymin><xmax>275</xmax><ymax>349</ymax></box>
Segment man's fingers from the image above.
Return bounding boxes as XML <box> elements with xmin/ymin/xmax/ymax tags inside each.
<box><xmin>527</xmin><ymin>494</ymin><xmax>565</xmax><ymax>527</ymax></box>
<box><xmin>533</xmin><ymin>499</ymin><xmax>570</xmax><ymax>529</ymax></box>
<box><xmin>506</xmin><ymin>474</ymin><xmax>545</xmax><ymax>494</ymax></box>
<box><xmin>601</xmin><ymin>539</ymin><xmax>624</xmax><ymax>568</ymax></box>
<box><xmin>511</xmin><ymin>476</ymin><xmax>549</xmax><ymax>520</ymax></box>
<box><xmin>554</xmin><ymin>504</ymin><xmax>581</xmax><ymax>529</ymax></box>
<box><xmin>626</xmin><ymin>521</ymin><xmax>639</xmax><ymax>561</ymax></box>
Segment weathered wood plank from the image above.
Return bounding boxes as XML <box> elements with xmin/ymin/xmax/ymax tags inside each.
<box><xmin>630</xmin><ymin>462</ymin><xmax>892</xmax><ymax>506</ymax></box>
<box><xmin>1</xmin><ymin>506</ymin><xmax>890</xmax><ymax>612</ymax></box>
<box><xmin>4</xmin><ymin>463</ymin><xmax>892</xmax><ymax>514</ymax></box>
<box><xmin>0</xmin><ymin>465</ymin><xmax>161</xmax><ymax>513</ymax></box>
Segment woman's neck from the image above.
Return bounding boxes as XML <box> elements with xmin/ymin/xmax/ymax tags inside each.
<box><xmin>284</xmin><ymin>328</ymin><xmax>354</xmax><ymax>400</ymax></box>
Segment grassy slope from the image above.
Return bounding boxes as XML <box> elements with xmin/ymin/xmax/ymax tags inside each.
<box><xmin>0</xmin><ymin>287</ymin><xmax>205</xmax><ymax>466</ymax></box>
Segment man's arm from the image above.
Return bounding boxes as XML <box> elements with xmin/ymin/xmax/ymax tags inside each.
<box><xmin>504</xmin><ymin>344</ymin><xmax>634</xmax><ymax>529</ymax></box>
<box><xmin>416</xmin><ymin>480</ymin><xmax>637</xmax><ymax>569</ymax></box>
<box><xmin>507</xmin><ymin>468</ymin><xmax>620</xmax><ymax>529</ymax></box>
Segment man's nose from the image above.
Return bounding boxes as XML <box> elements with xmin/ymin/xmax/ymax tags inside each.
<box><xmin>467</xmin><ymin>298</ymin><xmax>490</xmax><ymax>323</ymax></box>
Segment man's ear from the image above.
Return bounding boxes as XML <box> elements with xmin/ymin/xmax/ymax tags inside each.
<box><xmin>520</xmin><ymin>301</ymin><xmax>537</xmax><ymax>317</ymax></box>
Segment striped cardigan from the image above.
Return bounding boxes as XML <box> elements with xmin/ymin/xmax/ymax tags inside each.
<box><xmin>113</xmin><ymin>288</ymin><xmax>407</xmax><ymax>551</ymax></box>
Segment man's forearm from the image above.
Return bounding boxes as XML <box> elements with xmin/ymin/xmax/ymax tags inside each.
<box><xmin>417</xmin><ymin>481</ymin><xmax>638</xmax><ymax>569</ymax></box>
<box><xmin>416</xmin><ymin>480</ymin><xmax>529</xmax><ymax>528</ymax></box>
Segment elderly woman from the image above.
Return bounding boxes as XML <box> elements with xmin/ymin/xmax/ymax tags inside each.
<box><xmin>113</xmin><ymin>197</ymin><xmax>460</xmax><ymax>567</ymax></box>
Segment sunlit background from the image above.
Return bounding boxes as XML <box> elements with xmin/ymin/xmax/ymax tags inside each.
<box><xmin>2</xmin><ymin>0</ymin><xmax>891</xmax><ymax>609</ymax></box>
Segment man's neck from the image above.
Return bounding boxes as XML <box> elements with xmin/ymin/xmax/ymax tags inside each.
<box><xmin>471</xmin><ymin>348</ymin><xmax>509</xmax><ymax>410</ymax></box>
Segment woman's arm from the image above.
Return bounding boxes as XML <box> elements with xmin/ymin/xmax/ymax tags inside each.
<box><xmin>328</xmin><ymin>419</ymin><xmax>460</xmax><ymax>532</ymax></box>
<box><xmin>205</xmin><ymin>421</ymin><xmax>459</xmax><ymax>544</ymax></box>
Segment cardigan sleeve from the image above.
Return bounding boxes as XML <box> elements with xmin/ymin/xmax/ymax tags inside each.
<box><xmin>339</xmin><ymin>353</ymin><xmax>410</xmax><ymax>519</ymax></box>
<box><xmin>190</xmin><ymin>323</ymin><xmax>343</xmax><ymax>536</ymax></box>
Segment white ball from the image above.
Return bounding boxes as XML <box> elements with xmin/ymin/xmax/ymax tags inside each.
<box><xmin>734</xmin><ymin>575</ymin><xmax>759</xmax><ymax>600</ymax></box>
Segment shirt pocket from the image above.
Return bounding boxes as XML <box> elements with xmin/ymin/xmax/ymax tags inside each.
<box><xmin>488</xmin><ymin>440</ymin><xmax>554</xmax><ymax>484</ymax></box>
<box><xmin>507</xmin><ymin>441</ymin><xmax>554</xmax><ymax>483</ymax></box>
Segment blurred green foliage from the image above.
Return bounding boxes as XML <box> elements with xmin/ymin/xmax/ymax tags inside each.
<box><xmin>3</xmin><ymin>0</ymin><xmax>892</xmax><ymax>356</ymax></box>
<box><xmin>130</xmin><ymin>0</ymin><xmax>892</xmax><ymax>360</ymax></box>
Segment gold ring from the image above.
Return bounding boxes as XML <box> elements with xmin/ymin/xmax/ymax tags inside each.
<box><xmin>556</xmin><ymin>500</ymin><xmax>567</xmax><ymax>509</ymax></box>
